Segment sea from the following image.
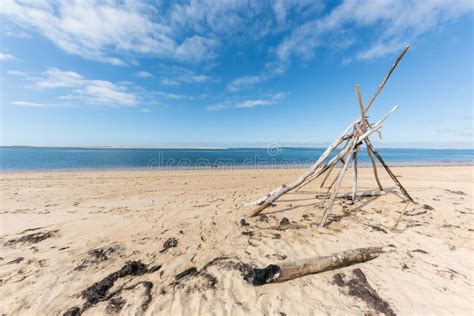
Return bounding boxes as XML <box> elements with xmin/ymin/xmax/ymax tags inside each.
<box><xmin>0</xmin><ymin>147</ymin><xmax>472</xmax><ymax>171</ymax></box>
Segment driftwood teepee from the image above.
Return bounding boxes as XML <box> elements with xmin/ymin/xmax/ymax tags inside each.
<box><xmin>248</xmin><ymin>46</ymin><xmax>415</xmax><ymax>227</ymax></box>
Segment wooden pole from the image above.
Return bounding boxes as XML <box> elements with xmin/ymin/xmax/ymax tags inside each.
<box><xmin>315</xmin><ymin>190</ymin><xmax>386</xmax><ymax>199</ymax></box>
<box><xmin>351</xmin><ymin>149</ymin><xmax>358</xmax><ymax>202</ymax></box>
<box><xmin>298</xmin><ymin>141</ymin><xmax>349</xmax><ymax>192</ymax></box>
<box><xmin>365</xmin><ymin>140</ymin><xmax>415</xmax><ymax>203</ymax></box>
<box><xmin>366</xmin><ymin>143</ymin><xmax>383</xmax><ymax>191</ymax></box>
<box><xmin>355</xmin><ymin>84</ymin><xmax>384</xmax><ymax>191</ymax></box>
<box><xmin>320</xmin><ymin>136</ymin><xmax>358</xmax><ymax>226</ymax></box>
<box><xmin>365</xmin><ymin>46</ymin><xmax>409</xmax><ymax>114</ymax></box>
<box><xmin>392</xmin><ymin>202</ymin><xmax>411</xmax><ymax>230</ymax></box>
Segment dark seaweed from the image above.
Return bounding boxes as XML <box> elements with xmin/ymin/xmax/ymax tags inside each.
<box><xmin>63</xmin><ymin>306</ymin><xmax>81</xmax><ymax>316</ymax></box>
<box><xmin>240</xmin><ymin>219</ymin><xmax>250</xmax><ymax>226</ymax></box>
<box><xmin>279</xmin><ymin>217</ymin><xmax>290</xmax><ymax>226</ymax></box>
<box><xmin>333</xmin><ymin>269</ymin><xmax>395</xmax><ymax>316</ymax></box>
<box><xmin>6</xmin><ymin>230</ymin><xmax>59</xmax><ymax>246</ymax></box>
<box><xmin>175</xmin><ymin>267</ymin><xmax>198</xmax><ymax>281</ymax></box>
<box><xmin>244</xmin><ymin>264</ymin><xmax>281</xmax><ymax>286</ymax></box>
<box><xmin>7</xmin><ymin>257</ymin><xmax>24</xmax><ymax>264</ymax></box>
<box><xmin>106</xmin><ymin>296</ymin><xmax>126</xmax><ymax>313</ymax></box>
<box><xmin>159</xmin><ymin>237</ymin><xmax>178</xmax><ymax>253</ymax></box>
<box><xmin>82</xmin><ymin>261</ymin><xmax>148</xmax><ymax>304</ymax></box>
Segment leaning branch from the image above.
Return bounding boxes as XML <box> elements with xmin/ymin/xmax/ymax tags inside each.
<box><xmin>365</xmin><ymin>46</ymin><xmax>409</xmax><ymax>113</ymax></box>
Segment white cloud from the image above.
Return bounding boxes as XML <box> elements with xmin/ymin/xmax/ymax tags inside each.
<box><xmin>135</xmin><ymin>71</ymin><xmax>154</xmax><ymax>78</ymax></box>
<box><xmin>156</xmin><ymin>91</ymin><xmax>189</xmax><ymax>99</ymax></box>
<box><xmin>11</xmin><ymin>100</ymin><xmax>72</xmax><ymax>108</ymax></box>
<box><xmin>274</xmin><ymin>0</ymin><xmax>474</xmax><ymax>68</ymax></box>
<box><xmin>174</xmin><ymin>36</ymin><xmax>219</xmax><ymax>62</ymax></box>
<box><xmin>227</xmin><ymin>74</ymin><xmax>268</xmax><ymax>92</ymax></box>
<box><xmin>35</xmin><ymin>68</ymin><xmax>83</xmax><ymax>89</ymax></box>
<box><xmin>34</xmin><ymin>68</ymin><xmax>138</xmax><ymax>106</ymax></box>
<box><xmin>0</xmin><ymin>52</ymin><xmax>15</xmax><ymax>61</ymax></box>
<box><xmin>207</xmin><ymin>92</ymin><xmax>287</xmax><ymax>111</ymax></box>
<box><xmin>0</xmin><ymin>0</ymin><xmax>218</xmax><ymax>65</ymax></box>
<box><xmin>12</xmin><ymin>101</ymin><xmax>46</xmax><ymax>107</ymax></box>
<box><xmin>160</xmin><ymin>67</ymin><xmax>211</xmax><ymax>86</ymax></box>
<box><xmin>140</xmin><ymin>108</ymin><xmax>151</xmax><ymax>113</ymax></box>
<box><xmin>7</xmin><ymin>70</ymin><xmax>25</xmax><ymax>76</ymax></box>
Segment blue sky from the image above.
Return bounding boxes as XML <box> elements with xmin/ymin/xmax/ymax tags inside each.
<box><xmin>0</xmin><ymin>0</ymin><xmax>472</xmax><ymax>148</ymax></box>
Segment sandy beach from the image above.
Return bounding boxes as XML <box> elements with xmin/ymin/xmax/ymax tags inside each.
<box><xmin>0</xmin><ymin>166</ymin><xmax>473</xmax><ymax>315</ymax></box>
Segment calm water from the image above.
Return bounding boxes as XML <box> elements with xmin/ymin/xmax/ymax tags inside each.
<box><xmin>0</xmin><ymin>147</ymin><xmax>472</xmax><ymax>171</ymax></box>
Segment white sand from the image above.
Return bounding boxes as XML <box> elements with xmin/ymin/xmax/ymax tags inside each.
<box><xmin>0</xmin><ymin>166</ymin><xmax>473</xmax><ymax>315</ymax></box>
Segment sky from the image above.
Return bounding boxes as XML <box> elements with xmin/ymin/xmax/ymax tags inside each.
<box><xmin>0</xmin><ymin>0</ymin><xmax>473</xmax><ymax>148</ymax></box>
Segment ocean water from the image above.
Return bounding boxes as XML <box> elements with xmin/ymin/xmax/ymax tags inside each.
<box><xmin>0</xmin><ymin>147</ymin><xmax>472</xmax><ymax>171</ymax></box>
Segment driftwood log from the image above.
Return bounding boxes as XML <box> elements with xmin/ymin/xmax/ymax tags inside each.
<box><xmin>244</xmin><ymin>247</ymin><xmax>383</xmax><ymax>286</ymax></box>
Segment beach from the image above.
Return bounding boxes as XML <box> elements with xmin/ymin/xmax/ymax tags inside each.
<box><xmin>0</xmin><ymin>165</ymin><xmax>473</xmax><ymax>315</ymax></box>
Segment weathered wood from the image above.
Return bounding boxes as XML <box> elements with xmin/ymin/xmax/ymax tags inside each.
<box><xmin>249</xmin><ymin>107</ymin><xmax>396</xmax><ymax>217</ymax></box>
<box><xmin>351</xmin><ymin>150</ymin><xmax>358</xmax><ymax>202</ymax></box>
<box><xmin>315</xmin><ymin>190</ymin><xmax>386</xmax><ymax>199</ymax></box>
<box><xmin>320</xmin><ymin>136</ymin><xmax>358</xmax><ymax>226</ymax></box>
<box><xmin>244</xmin><ymin>247</ymin><xmax>383</xmax><ymax>285</ymax></box>
<box><xmin>299</xmin><ymin>141</ymin><xmax>349</xmax><ymax>191</ymax></box>
<box><xmin>366</xmin><ymin>140</ymin><xmax>415</xmax><ymax>203</ymax></box>
<box><xmin>355</xmin><ymin>84</ymin><xmax>383</xmax><ymax>191</ymax></box>
<box><xmin>355</xmin><ymin>84</ymin><xmax>367</xmax><ymax>130</ymax></box>
<box><xmin>320</xmin><ymin>163</ymin><xmax>336</xmax><ymax>188</ymax></box>
<box><xmin>365</xmin><ymin>46</ymin><xmax>409</xmax><ymax>113</ymax></box>
<box><xmin>277</xmin><ymin>246</ymin><xmax>383</xmax><ymax>283</ymax></box>
<box><xmin>247</xmin><ymin>121</ymin><xmax>357</xmax><ymax>214</ymax></box>
<box><xmin>366</xmin><ymin>143</ymin><xmax>383</xmax><ymax>190</ymax></box>
<box><xmin>392</xmin><ymin>202</ymin><xmax>410</xmax><ymax>230</ymax></box>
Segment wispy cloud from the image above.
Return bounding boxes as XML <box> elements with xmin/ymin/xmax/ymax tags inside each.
<box><xmin>11</xmin><ymin>101</ymin><xmax>72</xmax><ymax>108</ymax></box>
<box><xmin>229</xmin><ymin>0</ymin><xmax>473</xmax><ymax>90</ymax></box>
<box><xmin>7</xmin><ymin>70</ymin><xmax>25</xmax><ymax>76</ymax></box>
<box><xmin>274</xmin><ymin>0</ymin><xmax>474</xmax><ymax>67</ymax></box>
<box><xmin>135</xmin><ymin>71</ymin><xmax>154</xmax><ymax>78</ymax></box>
<box><xmin>0</xmin><ymin>52</ymin><xmax>15</xmax><ymax>61</ymax></box>
<box><xmin>32</xmin><ymin>68</ymin><xmax>138</xmax><ymax>106</ymax></box>
<box><xmin>207</xmin><ymin>92</ymin><xmax>287</xmax><ymax>111</ymax></box>
<box><xmin>227</xmin><ymin>74</ymin><xmax>269</xmax><ymax>92</ymax></box>
<box><xmin>0</xmin><ymin>0</ymin><xmax>219</xmax><ymax>65</ymax></box>
<box><xmin>160</xmin><ymin>67</ymin><xmax>212</xmax><ymax>86</ymax></box>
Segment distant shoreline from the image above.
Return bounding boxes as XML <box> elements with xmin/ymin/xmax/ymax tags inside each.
<box><xmin>1</xmin><ymin>163</ymin><xmax>473</xmax><ymax>174</ymax></box>
<box><xmin>1</xmin><ymin>145</ymin><xmax>473</xmax><ymax>150</ymax></box>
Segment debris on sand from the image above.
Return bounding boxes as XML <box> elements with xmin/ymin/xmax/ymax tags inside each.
<box><xmin>75</xmin><ymin>244</ymin><xmax>122</xmax><ymax>271</ymax></box>
<box><xmin>244</xmin><ymin>265</ymin><xmax>281</xmax><ymax>286</ymax></box>
<box><xmin>65</xmin><ymin>260</ymin><xmax>159</xmax><ymax>315</ymax></box>
<box><xmin>159</xmin><ymin>238</ymin><xmax>178</xmax><ymax>253</ymax></box>
<box><xmin>63</xmin><ymin>306</ymin><xmax>81</xmax><ymax>316</ymax></box>
<box><xmin>175</xmin><ymin>267</ymin><xmax>198</xmax><ymax>281</ymax></box>
<box><xmin>82</xmin><ymin>260</ymin><xmax>149</xmax><ymax>304</ymax></box>
<box><xmin>6</xmin><ymin>229</ymin><xmax>59</xmax><ymax>246</ymax></box>
<box><xmin>444</xmin><ymin>189</ymin><xmax>466</xmax><ymax>195</ymax></box>
<box><xmin>240</xmin><ymin>219</ymin><xmax>250</xmax><ymax>226</ymax></box>
<box><xmin>279</xmin><ymin>217</ymin><xmax>290</xmax><ymax>226</ymax></box>
<box><xmin>7</xmin><ymin>257</ymin><xmax>24</xmax><ymax>264</ymax></box>
<box><xmin>333</xmin><ymin>268</ymin><xmax>395</xmax><ymax>316</ymax></box>
<box><xmin>405</xmin><ymin>208</ymin><xmax>427</xmax><ymax>216</ymax></box>
<box><xmin>106</xmin><ymin>296</ymin><xmax>126</xmax><ymax>313</ymax></box>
